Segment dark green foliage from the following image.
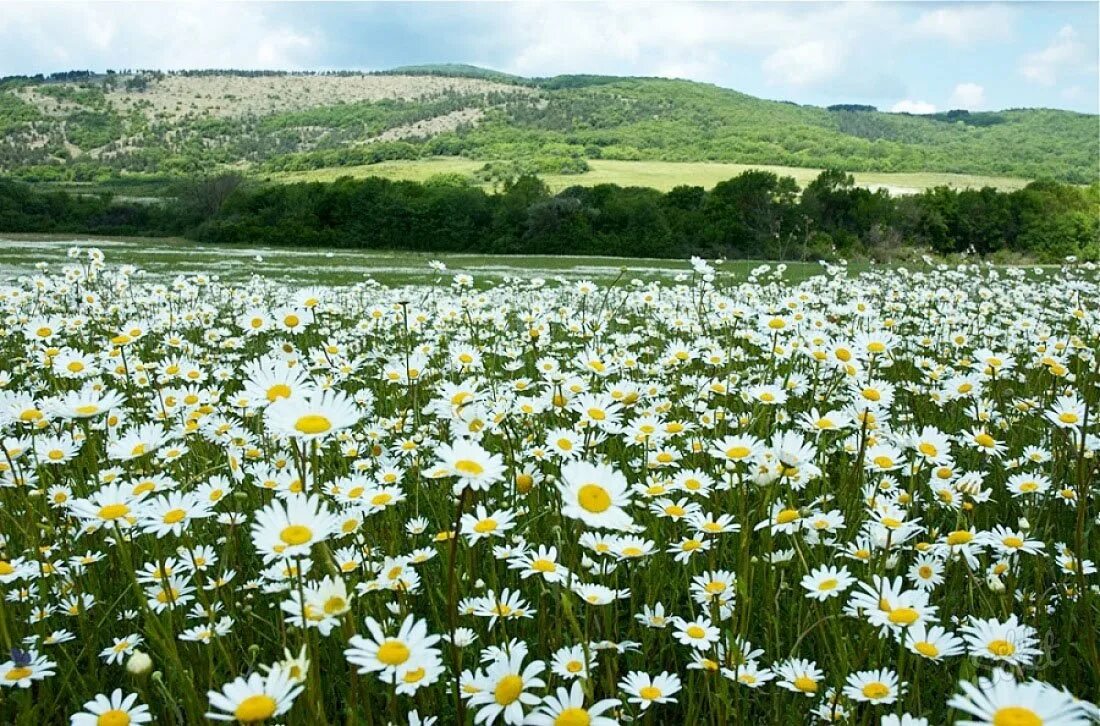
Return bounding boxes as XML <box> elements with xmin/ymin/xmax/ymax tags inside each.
<box><xmin>0</xmin><ymin>92</ymin><xmax>42</xmax><ymax>135</ymax></box>
<box><xmin>0</xmin><ymin>179</ymin><xmax>185</xmax><ymax>235</ymax></box>
<box><xmin>3</xmin><ymin>170</ymin><xmax>1095</xmax><ymax>262</ymax></box>
<box><xmin>36</xmin><ymin>84</ymin><xmax>108</xmax><ymax>108</ymax></box>
<box><xmin>64</xmin><ymin>111</ymin><xmax>126</xmax><ymax>149</ymax></box>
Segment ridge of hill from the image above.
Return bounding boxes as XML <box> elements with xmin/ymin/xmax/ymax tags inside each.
<box><xmin>1</xmin><ymin>66</ymin><xmax>1096</xmax><ymax>184</ymax></box>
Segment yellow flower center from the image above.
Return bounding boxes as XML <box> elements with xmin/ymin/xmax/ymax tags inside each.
<box><xmin>988</xmin><ymin>639</ymin><xmax>1016</xmax><ymax>657</ymax></box>
<box><xmin>473</xmin><ymin>519</ymin><xmax>498</xmax><ymax>534</ymax></box>
<box><xmin>686</xmin><ymin>625</ymin><xmax>706</xmax><ymax>638</ymax></box>
<box><xmin>725</xmin><ymin>446</ymin><xmax>750</xmax><ymax>459</ymax></box>
<box><xmin>861</xmin><ymin>682</ymin><xmax>889</xmax><ymax>699</ymax></box>
<box><xmin>793</xmin><ymin>676</ymin><xmax>817</xmax><ymax>693</ymax></box>
<box><xmin>553</xmin><ymin>708</ymin><xmax>591</xmax><ymax>726</ymax></box>
<box><xmin>577</xmin><ymin>484</ymin><xmax>611</xmax><ymax>513</ymax></box>
<box><xmin>918</xmin><ymin>442</ymin><xmax>938</xmax><ymax>457</ymax></box>
<box><xmin>975</xmin><ymin>433</ymin><xmax>995</xmax><ymax>448</ymax></box>
<box><xmin>279</xmin><ymin>525</ymin><xmax>313</xmax><ymax>546</ymax></box>
<box><xmin>776</xmin><ymin>509</ymin><xmax>800</xmax><ymax>524</ymax></box>
<box><xmin>266</xmin><ymin>384</ymin><xmax>292</xmax><ymax>402</ymax></box>
<box><xmin>915</xmin><ymin>641</ymin><xmax>939</xmax><ymax>658</ymax></box>
<box><xmin>991</xmin><ymin>706</ymin><xmax>1041</xmax><ymax>726</ymax></box>
<box><xmin>323</xmin><ymin>596</ymin><xmax>346</xmax><ymax>614</ymax></box>
<box><xmin>1058</xmin><ymin>412</ymin><xmax>1079</xmax><ymax>424</ymax></box>
<box><xmin>376</xmin><ymin>640</ymin><xmax>410</xmax><ymax>665</ymax></box>
<box><xmin>4</xmin><ymin>666</ymin><xmax>32</xmax><ymax>681</ymax></box>
<box><xmin>818</xmin><ymin>578</ymin><xmax>838</xmax><ymax>591</ymax></box>
<box><xmin>234</xmin><ymin>694</ymin><xmax>277</xmax><ymax>723</ymax></box>
<box><xmin>163</xmin><ymin>509</ymin><xmax>187</xmax><ymax>524</ymax></box>
<box><xmin>156</xmin><ymin>587</ymin><xmax>179</xmax><ymax>604</ymax></box>
<box><xmin>294</xmin><ymin>414</ymin><xmax>331</xmax><ymax>435</ymax></box>
<box><xmin>888</xmin><ymin>607</ymin><xmax>919</xmax><ymax>625</ymax></box>
<box><xmin>1003</xmin><ymin>536</ymin><xmax>1024</xmax><ymax>549</ymax></box>
<box><xmin>638</xmin><ymin>685</ymin><xmax>662</xmax><ymax>700</ymax></box>
<box><xmin>947</xmin><ymin>530</ymin><xmax>973</xmax><ymax>546</ymax></box>
<box><xmin>532</xmin><ymin>559</ymin><xmax>556</xmax><ymax>573</ymax></box>
<box><xmin>494</xmin><ymin>674</ymin><xmax>525</xmax><ymax>705</ymax></box>
<box><xmin>96</xmin><ymin>709</ymin><xmax>131</xmax><ymax>726</ymax></box>
<box><xmin>98</xmin><ymin>503</ymin><xmax>130</xmax><ymax>520</ymax></box>
<box><xmin>454</xmin><ymin>459</ymin><xmax>484</xmax><ymax>476</ymax></box>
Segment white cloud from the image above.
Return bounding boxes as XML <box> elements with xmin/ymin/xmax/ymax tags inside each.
<box><xmin>948</xmin><ymin>83</ymin><xmax>986</xmax><ymax>110</ymax></box>
<box><xmin>490</xmin><ymin>2</ymin><xmax>902</xmax><ymax>92</ymax></box>
<box><xmin>1019</xmin><ymin>25</ymin><xmax>1087</xmax><ymax>86</ymax></box>
<box><xmin>762</xmin><ymin>41</ymin><xmax>845</xmax><ymax>87</ymax></box>
<box><xmin>912</xmin><ymin>5</ymin><xmax>1014</xmax><ymax>46</ymax></box>
<box><xmin>0</xmin><ymin>3</ymin><xmax>321</xmax><ymax>75</ymax></box>
<box><xmin>890</xmin><ymin>99</ymin><xmax>937</xmax><ymax>115</ymax></box>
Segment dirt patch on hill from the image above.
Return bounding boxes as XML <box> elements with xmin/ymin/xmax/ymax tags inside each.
<box><xmin>93</xmin><ymin>74</ymin><xmax>531</xmax><ymax>121</ymax></box>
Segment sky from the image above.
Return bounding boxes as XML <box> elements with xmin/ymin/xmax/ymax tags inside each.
<box><xmin>1</xmin><ymin>1</ymin><xmax>1097</xmax><ymax>114</ymax></box>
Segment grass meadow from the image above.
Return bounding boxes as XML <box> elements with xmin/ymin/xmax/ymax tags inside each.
<box><xmin>0</xmin><ymin>235</ymin><xmax>833</xmax><ymax>287</ymax></box>
<box><xmin>0</xmin><ymin>243</ymin><xmax>1096</xmax><ymax>725</ymax></box>
<box><xmin>267</xmin><ymin>158</ymin><xmax>1033</xmax><ymax>194</ymax></box>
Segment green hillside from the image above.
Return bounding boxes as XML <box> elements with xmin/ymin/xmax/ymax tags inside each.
<box><xmin>1</xmin><ymin>67</ymin><xmax>1096</xmax><ymax>184</ymax></box>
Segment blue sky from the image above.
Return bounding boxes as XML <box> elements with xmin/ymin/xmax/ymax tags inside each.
<box><xmin>1</xmin><ymin>2</ymin><xmax>1097</xmax><ymax>113</ymax></box>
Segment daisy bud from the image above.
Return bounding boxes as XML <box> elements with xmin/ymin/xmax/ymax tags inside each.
<box><xmin>884</xmin><ymin>555</ymin><xmax>899</xmax><ymax>570</ymax></box>
<box><xmin>126</xmin><ymin>650</ymin><xmax>152</xmax><ymax>675</ymax></box>
<box><xmin>1018</xmin><ymin>517</ymin><xmax>1030</xmax><ymax>532</ymax></box>
<box><xmin>986</xmin><ymin>574</ymin><xmax>1005</xmax><ymax>593</ymax></box>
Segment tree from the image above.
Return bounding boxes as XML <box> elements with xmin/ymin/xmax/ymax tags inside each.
<box><xmin>175</xmin><ymin>173</ymin><xmax>245</xmax><ymax>220</ymax></box>
<box><xmin>703</xmin><ymin>171</ymin><xmax>799</xmax><ymax>258</ymax></box>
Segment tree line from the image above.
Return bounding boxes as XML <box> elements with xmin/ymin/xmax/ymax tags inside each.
<box><xmin>1</xmin><ymin>170</ymin><xmax>1096</xmax><ymax>262</ymax></box>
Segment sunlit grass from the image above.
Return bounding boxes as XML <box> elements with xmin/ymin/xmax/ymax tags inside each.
<box><xmin>268</xmin><ymin>158</ymin><xmax>1033</xmax><ymax>193</ymax></box>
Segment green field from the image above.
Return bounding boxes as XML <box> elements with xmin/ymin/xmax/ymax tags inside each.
<box><xmin>268</xmin><ymin>158</ymin><xmax>1033</xmax><ymax>193</ymax></box>
<box><xmin>0</xmin><ymin>234</ymin><xmax>837</xmax><ymax>287</ymax></box>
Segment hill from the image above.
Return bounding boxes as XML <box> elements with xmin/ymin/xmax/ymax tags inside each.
<box><xmin>1</xmin><ymin>67</ymin><xmax>1096</xmax><ymax>185</ymax></box>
